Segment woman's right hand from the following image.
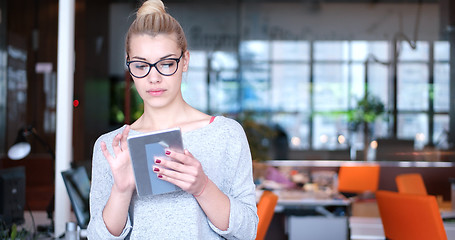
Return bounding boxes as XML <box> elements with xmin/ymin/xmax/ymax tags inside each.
<box><xmin>100</xmin><ymin>125</ymin><xmax>136</xmax><ymax>194</ymax></box>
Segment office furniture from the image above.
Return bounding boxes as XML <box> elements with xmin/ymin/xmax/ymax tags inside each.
<box><xmin>275</xmin><ymin>191</ymin><xmax>351</xmax><ymax>240</ymax></box>
<box><xmin>262</xmin><ymin>160</ymin><xmax>455</xmax><ymax>238</ymax></box>
<box><xmin>255</xmin><ymin>190</ymin><xmax>278</xmax><ymax>240</ymax></box>
<box><xmin>350</xmin><ymin>216</ymin><xmax>455</xmax><ymax>240</ymax></box>
<box><xmin>264</xmin><ymin>160</ymin><xmax>454</xmax><ymax>201</ymax></box>
<box><xmin>336</xmin><ymin>164</ymin><xmax>381</xmax><ymax>219</ymax></box>
<box><xmin>395</xmin><ymin>173</ymin><xmax>428</xmax><ymax>195</ymax></box>
<box><xmin>288</xmin><ymin>215</ymin><xmax>348</xmax><ymax>240</ymax></box>
<box><xmin>0</xmin><ymin>166</ymin><xmax>26</xmax><ymax>227</ymax></box>
<box><xmin>61</xmin><ymin>166</ymin><xmax>90</xmax><ymax>239</ymax></box>
<box><xmin>337</xmin><ymin>164</ymin><xmax>380</xmax><ymax>195</ymax></box>
<box><xmin>61</xmin><ymin>166</ymin><xmax>90</xmax><ymax>229</ymax></box>
<box><xmin>376</xmin><ymin>190</ymin><xmax>448</xmax><ymax>240</ymax></box>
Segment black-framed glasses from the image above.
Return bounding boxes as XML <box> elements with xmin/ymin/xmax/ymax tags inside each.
<box><xmin>126</xmin><ymin>52</ymin><xmax>183</xmax><ymax>78</ymax></box>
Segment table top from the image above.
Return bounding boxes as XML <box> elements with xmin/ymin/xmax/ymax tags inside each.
<box><xmin>278</xmin><ymin>197</ymin><xmax>351</xmax><ymax>207</ymax></box>
<box><xmin>278</xmin><ymin>190</ymin><xmax>350</xmax><ymax>206</ymax></box>
<box><xmin>264</xmin><ymin>160</ymin><xmax>455</xmax><ymax>168</ymax></box>
<box><xmin>257</xmin><ymin>189</ymin><xmax>351</xmax><ymax>208</ymax></box>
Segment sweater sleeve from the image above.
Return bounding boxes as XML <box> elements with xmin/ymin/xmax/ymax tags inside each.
<box><xmin>208</xmin><ymin>120</ymin><xmax>259</xmax><ymax>240</ymax></box>
<box><xmin>86</xmin><ymin>129</ymin><xmax>133</xmax><ymax>240</ymax></box>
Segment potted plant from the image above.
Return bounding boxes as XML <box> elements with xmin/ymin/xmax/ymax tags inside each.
<box><xmin>347</xmin><ymin>92</ymin><xmax>385</xmax><ymax>160</ymax></box>
<box><xmin>237</xmin><ymin>112</ymin><xmax>277</xmax><ymax>162</ymax></box>
<box><xmin>237</xmin><ymin>112</ymin><xmax>277</xmax><ymax>182</ymax></box>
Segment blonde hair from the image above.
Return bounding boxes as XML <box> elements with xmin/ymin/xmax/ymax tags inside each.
<box><xmin>125</xmin><ymin>0</ymin><xmax>187</xmax><ymax>55</ymax></box>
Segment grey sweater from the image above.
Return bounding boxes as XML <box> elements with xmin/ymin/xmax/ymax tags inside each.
<box><xmin>86</xmin><ymin>116</ymin><xmax>258</xmax><ymax>239</ymax></box>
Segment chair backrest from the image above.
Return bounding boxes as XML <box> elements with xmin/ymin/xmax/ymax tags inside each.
<box><xmin>376</xmin><ymin>190</ymin><xmax>447</xmax><ymax>240</ymax></box>
<box><xmin>395</xmin><ymin>173</ymin><xmax>427</xmax><ymax>195</ymax></box>
<box><xmin>256</xmin><ymin>190</ymin><xmax>278</xmax><ymax>240</ymax></box>
<box><xmin>337</xmin><ymin>164</ymin><xmax>380</xmax><ymax>194</ymax></box>
<box><xmin>61</xmin><ymin>166</ymin><xmax>91</xmax><ymax>229</ymax></box>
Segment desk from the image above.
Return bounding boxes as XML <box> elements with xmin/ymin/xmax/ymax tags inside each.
<box><xmin>261</xmin><ymin>190</ymin><xmax>352</xmax><ymax>240</ymax></box>
<box><xmin>264</xmin><ymin>160</ymin><xmax>455</xmax><ymax>202</ymax></box>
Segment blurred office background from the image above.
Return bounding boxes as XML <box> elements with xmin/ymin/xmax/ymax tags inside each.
<box><xmin>0</xmin><ymin>0</ymin><xmax>454</xmax><ymax>210</ymax></box>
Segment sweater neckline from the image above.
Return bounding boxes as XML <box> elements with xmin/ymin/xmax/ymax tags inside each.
<box><xmin>127</xmin><ymin>116</ymin><xmax>221</xmax><ymax>136</ymax></box>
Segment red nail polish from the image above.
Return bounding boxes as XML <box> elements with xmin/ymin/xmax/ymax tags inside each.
<box><xmin>165</xmin><ymin>150</ymin><xmax>171</xmax><ymax>155</ymax></box>
<box><xmin>158</xmin><ymin>175</ymin><xmax>163</xmax><ymax>178</ymax></box>
<box><xmin>155</xmin><ymin>159</ymin><xmax>161</xmax><ymax>163</ymax></box>
<box><xmin>153</xmin><ymin>167</ymin><xmax>159</xmax><ymax>172</ymax></box>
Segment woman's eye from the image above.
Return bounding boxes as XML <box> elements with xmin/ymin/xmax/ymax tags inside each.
<box><xmin>159</xmin><ymin>61</ymin><xmax>175</xmax><ymax>69</ymax></box>
<box><xmin>134</xmin><ymin>63</ymin><xmax>148</xmax><ymax>70</ymax></box>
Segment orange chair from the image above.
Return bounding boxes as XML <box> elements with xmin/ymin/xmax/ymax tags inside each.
<box><xmin>337</xmin><ymin>164</ymin><xmax>380</xmax><ymax>195</ymax></box>
<box><xmin>255</xmin><ymin>190</ymin><xmax>278</xmax><ymax>240</ymax></box>
<box><xmin>395</xmin><ymin>173</ymin><xmax>427</xmax><ymax>195</ymax></box>
<box><xmin>376</xmin><ymin>190</ymin><xmax>448</xmax><ymax>240</ymax></box>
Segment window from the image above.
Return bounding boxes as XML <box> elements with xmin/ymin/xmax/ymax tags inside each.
<box><xmin>184</xmin><ymin>40</ymin><xmax>450</xmax><ymax>153</ymax></box>
<box><xmin>397</xmin><ymin>62</ymin><xmax>429</xmax><ymax>111</ymax></box>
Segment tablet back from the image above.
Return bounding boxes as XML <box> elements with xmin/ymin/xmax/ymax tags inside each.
<box><xmin>127</xmin><ymin>128</ymin><xmax>183</xmax><ymax>196</ymax></box>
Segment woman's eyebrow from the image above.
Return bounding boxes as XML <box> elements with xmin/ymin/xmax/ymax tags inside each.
<box><xmin>130</xmin><ymin>56</ymin><xmax>147</xmax><ymax>61</ymax></box>
<box><xmin>130</xmin><ymin>54</ymin><xmax>176</xmax><ymax>61</ymax></box>
<box><xmin>160</xmin><ymin>54</ymin><xmax>174</xmax><ymax>59</ymax></box>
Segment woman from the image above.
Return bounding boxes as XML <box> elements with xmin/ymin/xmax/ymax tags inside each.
<box><xmin>86</xmin><ymin>0</ymin><xmax>258</xmax><ymax>239</ymax></box>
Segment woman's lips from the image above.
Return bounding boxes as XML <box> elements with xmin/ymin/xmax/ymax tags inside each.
<box><xmin>147</xmin><ymin>89</ymin><xmax>166</xmax><ymax>96</ymax></box>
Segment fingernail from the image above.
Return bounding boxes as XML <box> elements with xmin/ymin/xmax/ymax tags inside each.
<box><xmin>155</xmin><ymin>159</ymin><xmax>161</xmax><ymax>163</ymax></box>
<box><xmin>153</xmin><ymin>167</ymin><xmax>159</xmax><ymax>172</ymax></box>
<box><xmin>165</xmin><ymin>150</ymin><xmax>171</xmax><ymax>155</ymax></box>
<box><xmin>158</xmin><ymin>175</ymin><xmax>163</xmax><ymax>178</ymax></box>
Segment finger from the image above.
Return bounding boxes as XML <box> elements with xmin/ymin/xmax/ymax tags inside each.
<box><xmin>156</xmin><ymin>157</ymin><xmax>197</xmax><ymax>175</ymax></box>
<box><xmin>112</xmin><ymin>133</ymin><xmax>122</xmax><ymax>156</ymax></box>
<box><xmin>166</xmin><ymin>149</ymin><xmax>196</xmax><ymax>166</ymax></box>
<box><xmin>101</xmin><ymin>141</ymin><xmax>113</xmax><ymax>163</ymax></box>
<box><xmin>120</xmin><ymin>125</ymin><xmax>130</xmax><ymax>150</ymax></box>
<box><xmin>155</xmin><ymin>166</ymin><xmax>195</xmax><ymax>182</ymax></box>
<box><xmin>156</xmin><ymin>171</ymin><xmax>193</xmax><ymax>191</ymax></box>
<box><xmin>184</xmin><ymin>149</ymin><xmax>194</xmax><ymax>158</ymax></box>
<box><xmin>157</xmin><ymin>170</ymin><xmax>207</xmax><ymax>195</ymax></box>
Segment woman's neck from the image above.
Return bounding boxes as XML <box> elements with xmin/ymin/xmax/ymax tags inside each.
<box><xmin>131</xmin><ymin>102</ymin><xmax>209</xmax><ymax>133</ymax></box>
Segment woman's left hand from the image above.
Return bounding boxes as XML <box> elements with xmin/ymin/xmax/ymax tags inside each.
<box><xmin>157</xmin><ymin>149</ymin><xmax>230</xmax><ymax>231</ymax></box>
<box><xmin>153</xmin><ymin>149</ymin><xmax>208</xmax><ymax>196</ymax></box>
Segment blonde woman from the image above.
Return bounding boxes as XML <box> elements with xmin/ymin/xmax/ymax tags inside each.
<box><xmin>86</xmin><ymin>0</ymin><xmax>258</xmax><ymax>239</ymax></box>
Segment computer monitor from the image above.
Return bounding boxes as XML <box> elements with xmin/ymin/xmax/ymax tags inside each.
<box><xmin>375</xmin><ymin>138</ymin><xmax>415</xmax><ymax>161</ymax></box>
<box><xmin>61</xmin><ymin>166</ymin><xmax>90</xmax><ymax>229</ymax></box>
<box><xmin>0</xmin><ymin>166</ymin><xmax>26</xmax><ymax>228</ymax></box>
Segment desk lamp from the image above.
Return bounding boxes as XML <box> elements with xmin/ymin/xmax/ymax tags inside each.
<box><xmin>8</xmin><ymin>126</ymin><xmax>55</xmax><ymax>160</ymax></box>
<box><xmin>7</xmin><ymin>126</ymin><xmax>56</xmax><ymax>235</ymax></box>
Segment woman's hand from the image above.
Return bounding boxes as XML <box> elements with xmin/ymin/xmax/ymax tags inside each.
<box><xmin>153</xmin><ymin>149</ymin><xmax>208</xmax><ymax>196</ymax></box>
<box><xmin>100</xmin><ymin>125</ymin><xmax>136</xmax><ymax>194</ymax></box>
<box><xmin>156</xmin><ymin>148</ymin><xmax>230</xmax><ymax>230</ymax></box>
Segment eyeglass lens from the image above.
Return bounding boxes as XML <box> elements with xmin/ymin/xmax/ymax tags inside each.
<box><xmin>128</xmin><ymin>58</ymin><xmax>180</xmax><ymax>78</ymax></box>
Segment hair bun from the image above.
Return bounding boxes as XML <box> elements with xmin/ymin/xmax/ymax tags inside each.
<box><xmin>137</xmin><ymin>0</ymin><xmax>166</xmax><ymax>17</ymax></box>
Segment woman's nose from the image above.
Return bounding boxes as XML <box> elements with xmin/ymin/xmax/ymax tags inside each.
<box><xmin>147</xmin><ymin>68</ymin><xmax>162</xmax><ymax>83</ymax></box>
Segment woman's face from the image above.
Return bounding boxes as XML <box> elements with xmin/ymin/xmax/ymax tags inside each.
<box><xmin>128</xmin><ymin>33</ymin><xmax>189</xmax><ymax>110</ymax></box>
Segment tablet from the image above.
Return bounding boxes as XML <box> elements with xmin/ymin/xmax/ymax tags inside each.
<box><xmin>127</xmin><ymin>127</ymin><xmax>184</xmax><ymax>197</ymax></box>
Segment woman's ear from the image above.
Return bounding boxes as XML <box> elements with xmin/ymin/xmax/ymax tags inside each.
<box><xmin>182</xmin><ymin>50</ymin><xmax>190</xmax><ymax>72</ymax></box>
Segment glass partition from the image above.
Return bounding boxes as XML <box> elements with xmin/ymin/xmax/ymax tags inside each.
<box><xmin>180</xmin><ymin>39</ymin><xmax>451</xmax><ymax>161</ymax></box>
